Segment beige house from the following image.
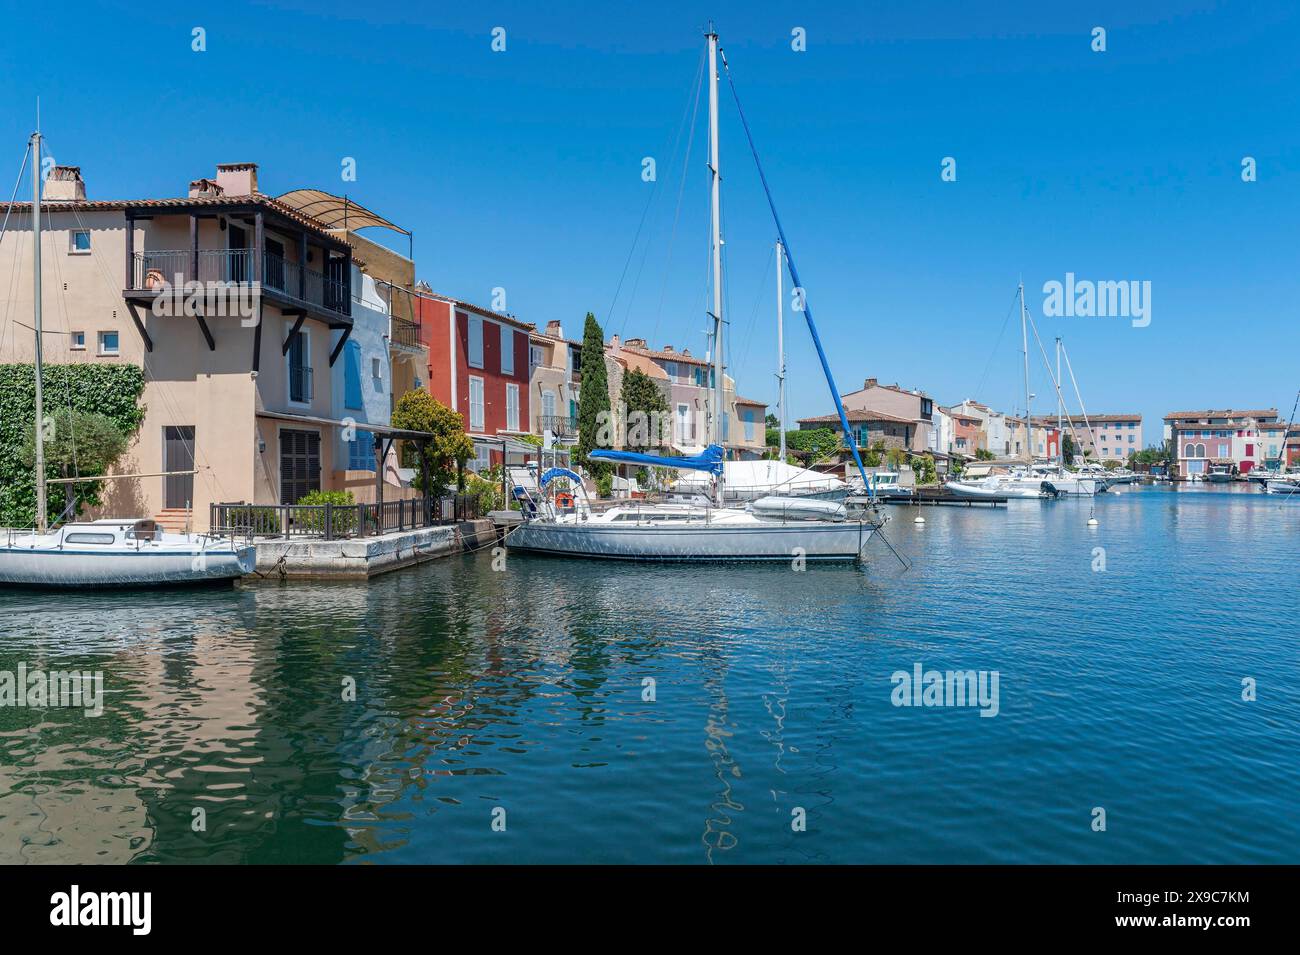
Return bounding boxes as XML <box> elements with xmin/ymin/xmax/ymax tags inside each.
<box><xmin>839</xmin><ymin>378</ymin><xmax>935</xmax><ymax>452</ymax></box>
<box><xmin>1</xmin><ymin>161</ymin><xmax>423</xmax><ymax>530</ymax></box>
<box><xmin>606</xmin><ymin>336</ymin><xmax>765</xmax><ymax>458</ymax></box>
<box><xmin>528</xmin><ymin>320</ymin><xmax>581</xmax><ymax>442</ymax></box>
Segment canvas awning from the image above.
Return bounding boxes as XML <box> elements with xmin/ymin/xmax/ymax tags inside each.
<box><xmin>275</xmin><ymin>189</ymin><xmax>410</xmax><ymax>235</ymax></box>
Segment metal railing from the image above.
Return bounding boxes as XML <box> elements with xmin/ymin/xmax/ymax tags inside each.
<box><xmin>540</xmin><ymin>414</ymin><xmax>577</xmax><ymax>437</ymax></box>
<box><xmin>131</xmin><ymin>249</ymin><xmax>348</xmax><ymax>316</ymax></box>
<box><xmin>210</xmin><ymin>494</ymin><xmax>481</xmax><ymax>541</ymax></box>
<box><xmin>390</xmin><ymin>314</ymin><xmax>421</xmax><ymax>350</ymax></box>
<box><xmin>288</xmin><ymin>364</ymin><xmax>314</xmax><ymax>403</ymax></box>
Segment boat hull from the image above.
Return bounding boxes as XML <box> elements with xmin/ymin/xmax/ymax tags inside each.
<box><xmin>1264</xmin><ymin>480</ymin><xmax>1300</xmax><ymax>495</ymax></box>
<box><xmin>0</xmin><ymin>544</ymin><xmax>255</xmax><ymax>588</ymax></box>
<box><xmin>506</xmin><ymin>519</ymin><xmax>875</xmax><ymax>561</ymax></box>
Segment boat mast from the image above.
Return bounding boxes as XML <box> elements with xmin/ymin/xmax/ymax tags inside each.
<box><xmin>776</xmin><ymin>239</ymin><xmax>786</xmax><ymax>461</ymax></box>
<box><xmin>31</xmin><ymin>130</ymin><xmax>46</xmax><ymax>533</ymax></box>
<box><xmin>1056</xmin><ymin>336</ymin><xmax>1063</xmax><ymax>469</ymax></box>
<box><xmin>707</xmin><ymin>26</ymin><xmax>724</xmax><ymax>455</ymax></box>
<box><xmin>1019</xmin><ymin>280</ymin><xmax>1032</xmax><ymax>467</ymax></box>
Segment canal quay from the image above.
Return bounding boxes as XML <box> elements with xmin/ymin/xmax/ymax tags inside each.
<box><xmin>1</xmin><ymin>485</ymin><xmax>1296</xmax><ymax>865</ymax></box>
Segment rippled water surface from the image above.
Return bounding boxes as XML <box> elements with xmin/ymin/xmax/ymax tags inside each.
<box><xmin>1</xmin><ymin>485</ymin><xmax>1297</xmax><ymax>864</ymax></box>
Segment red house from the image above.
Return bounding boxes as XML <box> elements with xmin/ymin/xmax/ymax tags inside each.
<box><xmin>414</xmin><ymin>293</ymin><xmax>532</xmax><ymax>443</ymax></box>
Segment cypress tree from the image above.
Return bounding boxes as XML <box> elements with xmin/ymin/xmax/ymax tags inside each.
<box><xmin>575</xmin><ymin>312</ymin><xmax>611</xmax><ymax>476</ymax></box>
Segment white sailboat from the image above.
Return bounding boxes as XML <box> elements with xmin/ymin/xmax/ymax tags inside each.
<box><xmin>0</xmin><ymin>128</ymin><xmax>254</xmax><ymax>588</ymax></box>
<box><xmin>506</xmin><ymin>28</ymin><xmax>883</xmax><ymax>562</ymax></box>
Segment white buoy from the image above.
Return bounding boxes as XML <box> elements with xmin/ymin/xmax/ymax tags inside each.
<box><xmin>914</xmin><ymin>515</ymin><xmax>926</xmax><ymax>524</ymax></box>
<box><xmin>1087</xmin><ymin>517</ymin><xmax>1099</xmax><ymax>526</ymax></box>
<box><xmin>1112</xmin><ymin>490</ymin><xmax>1122</xmax><ymax>496</ymax></box>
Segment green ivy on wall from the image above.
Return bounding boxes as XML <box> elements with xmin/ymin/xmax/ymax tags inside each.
<box><xmin>0</xmin><ymin>363</ymin><xmax>145</xmax><ymax>528</ymax></box>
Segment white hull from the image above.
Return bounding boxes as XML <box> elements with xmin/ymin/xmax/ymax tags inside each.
<box><xmin>946</xmin><ymin>479</ymin><xmax>1043</xmax><ymax>500</ymax></box>
<box><xmin>507</xmin><ymin>514</ymin><xmax>876</xmax><ymax>561</ymax></box>
<box><xmin>1264</xmin><ymin>479</ymin><xmax>1300</xmax><ymax>495</ymax></box>
<box><xmin>0</xmin><ymin>520</ymin><xmax>255</xmax><ymax>588</ymax></box>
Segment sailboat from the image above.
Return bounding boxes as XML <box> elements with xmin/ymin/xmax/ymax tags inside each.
<box><xmin>506</xmin><ymin>28</ymin><xmax>884</xmax><ymax>562</ymax></box>
<box><xmin>0</xmin><ymin>129</ymin><xmax>254</xmax><ymax>588</ymax></box>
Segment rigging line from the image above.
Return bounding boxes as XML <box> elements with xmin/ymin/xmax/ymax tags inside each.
<box><xmin>733</xmin><ymin>242</ymin><xmax>774</xmax><ymax>382</ymax></box>
<box><xmin>0</xmin><ymin>143</ymin><xmax>33</xmax><ymax>357</ymax></box>
<box><xmin>610</xmin><ymin>43</ymin><xmax>706</xmax><ymax>336</ymax></box>
<box><xmin>1023</xmin><ymin>308</ymin><xmax>1091</xmax><ymax>461</ymax></box>
<box><xmin>718</xmin><ymin>47</ymin><xmax>874</xmax><ymax>497</ymax></box>
<box><xmin>971</xmin><ymin>287</ymin><xmax>1021</xmax><ymax>407</ymax></box>
<box><xmin>650</xmin><ymin>50</ymin><xmax>705</xmax><ymax>347</ymax></box>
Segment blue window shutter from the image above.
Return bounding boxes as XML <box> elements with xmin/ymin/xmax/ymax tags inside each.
<box><xmin>344</xmin><ymin>340</ymin><xmax>363</xmax><ymax>410</ymax></box>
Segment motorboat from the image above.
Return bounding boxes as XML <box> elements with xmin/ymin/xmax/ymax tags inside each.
<box><xmin>946</xmin><ymin>476</ymin><xmax>1054</xmax><ymax>500</ymax></box>
<box><xmin>1205</xmin><ymin>464</ymin><xmax>1234</xmax><ymax>484</ymax></box>
<box><xmin>0</xmin><ymin>520</ymin><xmax>255</xmax><ymax>588</ymax></box>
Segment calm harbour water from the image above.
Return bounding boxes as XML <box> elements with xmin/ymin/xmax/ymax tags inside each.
<box><xmin>1</xmin><ymin>484</ymin><xmax>1297</xmax><ymax>864</ymax></box>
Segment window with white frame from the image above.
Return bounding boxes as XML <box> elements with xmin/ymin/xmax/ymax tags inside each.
<box><xmin>371</xmin><ymin>357</ymin><xmax>383</xmax><ymax>382</ymax></box>
<box><xmin>98</xmin><ymin>330</ymin><xmax>119</xmax><ymax>355</ymax></box>
<box><xmin>530</xmin><ymin>344</ymin><xmax>544</xmax><ymax>368</ymax></box>
<box><xmin>467</xmin><ymin>314</ymin><xmax>484</xmax><ymax>368</ymax></box>
<box><xmin>469</xmin><ymin>376</ymin><xmax>485</xmax><ymax>431</ymax></box>
<box><xmin>506</xmin><ymin>383</ymin><xmax>519</xmax><ymax>431</ymax></box>
<box><xmin>676</xmin><ymin>403</ymin><xmax>691</xmax><ymax>443</ymax></box>
<box><xmin>70</xmin><ymin>230</ymin><xmax>91</xmax><ymax>253</ymax></box>
<box><xmin>70</xmin><ymin>331</ymin><xmax>85</xmax><ymax>350</ymax></box>
<box><xmin>500</xmin><ymin>324</ymin><xmax>514</xmax><ymax>376</ymax></box>
<box><xmin>542</xmin><ymin>390</ymin><xmax>556</xmax><ymax>420</ymax></box>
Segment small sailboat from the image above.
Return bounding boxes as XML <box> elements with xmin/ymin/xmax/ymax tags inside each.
<box><xmin>0</xmin><ymin>128</ymin><xmax>254</xmax><ymax>589</ymax></box>
<box><xmin>507</xmin><ymin>28</ymin><xmax>884</xmax><ymax>562</ymax></box>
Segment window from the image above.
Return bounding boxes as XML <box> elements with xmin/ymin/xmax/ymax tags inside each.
<box><xmin>744</xmin><ymin>410</ymin><xmax>755</xmax><ymax>442</ymax></box>
<box><xmin>542</xmin><ymin>390</ymin><xmax>556</xmax><ymax>420</ymax></box>
<box><xmin>470</xmin><ymin>441</ymin><xmax>491</xmax><ymax>473</ymax></box>
<box><xmin>467</xmin><ymin>315</ymin><xmax>484</xmax><ymax>368</ymax></box>
<box><xmin>722</xmin><ymin>409</ymin><xmax>730</xmax><ymax>442</ymax></box>
<box><xmin>98</xmin><ymin>331</ymin><xmax>119</xmax><ymax>355</ymax></box>
<box><xmin>676</xmin><ymin>403</ymin><xmax>691</xmax><ymax>443</ymax></box>
<box><xmin>70</xmin><ymin>331</ymin><xmax>85</xmax><ymax>350</ymax></box>
<box><xmin>1217</xmin><ymin>443</ymin><xmax>1229</xmax><ymax>458</ymax></box>
<box><xmin>469</xmin><ymin>376</ymin><xmax>485</xmax><ymax>431</ymax></box>
<box><xmin>506</xmin><ymin>383</ymin><xmax>519</xmax><ymax>431</ymax></box>
<box><xmin>371</xmin><ymin>357</ymin><xmax>383</xmax><ymax>382</ymax></box>
<box><xmin>64</xmin><ymin>532</ymin><xmax>116</xmax><ymax>545</ymax></box>
<box><xmin>343</xmin><ymin>340</ymin><xmax>363</xmax><ymax>410</ymax></box>
<box><xmin>500</xmin><ymin>324</ymin><xmax>515</xmax><ymax>376</ymax></box>
<box><xmin>286</xmin><ymin>325</ymin><xmax>311</xmax><ymax>404</ymax></box>
<box><xmin>530</xmin><ymin>344</ymin><xmax>544</xmax><ymax>368</ymax></box>
<box><xmin>348</xmin><ymin>429</ymin><xmax>373</xmax><ymax>471</ymax></box>
<box><xmin>70</xmin><ymin>230</ymin><xmax>91</xmax><ymax>253</ymax></box>
<box><xmin>662</xmin><ymin>361</ymin><xmax>677</xmax><ymax>381</ymax></box>
<box><xmin>279</xmin><ymin>429</ymin><xmax>321</xmax><ymax>504</ymax></box>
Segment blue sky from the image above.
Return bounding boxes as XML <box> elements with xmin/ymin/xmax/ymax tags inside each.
<box><xmin>2</xmin><ymin>0</ymin><xmax>1298</xmax><ymax>437</ymax></box>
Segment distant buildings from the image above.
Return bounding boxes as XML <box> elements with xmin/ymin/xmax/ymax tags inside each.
<box><xmin>1162</xmin><ymin>409</ymin><xmax>1281</xmax><ymax>478</ymax></box>
<box><xmin>1031</xmin><ymin>413</ymin><xmax>1143</xmax><ymax>463</ymax></box>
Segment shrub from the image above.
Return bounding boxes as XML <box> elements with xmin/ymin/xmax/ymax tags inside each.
<box><xmin>294</xmin><ymin>489</ymin><xmax>357</xmax><ymax>535</ymax></box>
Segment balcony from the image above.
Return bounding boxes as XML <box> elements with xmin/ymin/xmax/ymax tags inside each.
<box><xmin>128</xmin><ymin>249</ymin><xmax>349</xmax><ymax>323</ymax></box>
<box><xmin>540</xmin><ymin>414</ymin><xmax>577</xmax><ymax>438</ymax></box>
<box><xmin>389</xmin><ymin>314</ymin><xmax>422</xmax><ymax>351</ymax></box>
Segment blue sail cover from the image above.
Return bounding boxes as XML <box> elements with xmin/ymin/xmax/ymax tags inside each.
<box><xmin>589</xmin><ymin>444</ymin><xmax>725</xmax><ymax>475</ymax></box>
<box><xmin>539</xmin><ymin>467</ymin><xmax>584</xmax><ymax>487</ymax></box>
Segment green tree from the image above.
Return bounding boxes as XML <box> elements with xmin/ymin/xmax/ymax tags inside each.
<box><xmin>1062</xmin><ymin>433</ymin><xmax>1077</xmax><ymax>465</ymax></box>
<box><xmin>391</xmin><ymin>390</ymin><xmax>474</xmax><ymax>494</ymax></box>
<box><xmin>785</xmin><ymin>427</ymin><xmax>840</xmax><ymax>464</ymax></box>
<box><xmin>765</xmin><ymin>413</ymin><xmax>779</xmax><ymax>428</ymax></box>
<box><xmin>913</xmin><ymin>453</ymin><xmax>937</xmax><ymax>485</ymax></box>
<box><xmin>21</xmin><ymin>408</ymin><xmax>133</xmax><ymax>521</ymax></box>
<box><xmin>619</xmin><ymin>366</ymin><xmax>670</xmax><ymax>449</ymax></box>
<box><xmin>576</xmin><ymin>312</ymin><xmax>611</xmax><ymax>477</ymax></box>
<box><xmin>975</xmin><ymin>447</ymin><xmax>995</xmax><ymax>461</ymax></box>
<box><xmin>886</xmin><ymin>447</ymin><xmax>906</xmax><ymax>470</ymax></box>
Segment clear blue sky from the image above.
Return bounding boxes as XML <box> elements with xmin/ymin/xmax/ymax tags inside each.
<box><xmin>3</xmin><ymin>0</ymin><xmax>1298</xmax><ymax>438</ymax></box>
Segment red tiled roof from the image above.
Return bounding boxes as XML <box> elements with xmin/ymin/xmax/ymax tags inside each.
<box><xmin>798</xmin><ymin>409</ymin><xmax>915</xmax><ymax>425</ymax></box>
<box><xmin>616</xmin><ymin>342</ymin><xmax>710</xmax><ymax>366</ymax></box>
<box><xmin>1030</xmin><ymin>413</ymin><xmax>1142</xmax><ymax>424</ymax></box>
<box><xmin>734</xmin><ymin>396</ymin><xmax>766</xmax><ymax>406</ymax></box>
<box><xmin>1163</xmin><ymin>409</ymin><xmax>1279</xmax><ymax>420</ymax></box>
<box><xmin>10</xmin><ymin>193</ymin><xmax>346</xmax><ymax>242</ymax></box>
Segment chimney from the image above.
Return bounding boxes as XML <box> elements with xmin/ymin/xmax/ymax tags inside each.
<box><xmin>44</xmin><ymin>166</ymin><xmax>85</xmax><ymax>202</ymax></box>
<box><xmin>681</xmin><ymin>348</ymin><xmax>691</xmax><ymax>357</ymax></box>
<box><xmin>214</xmin><ymin>162</ymin><xmax>258</xmax><ymax>196</ymax></box>
<box><xmin>545</xmin><ymin>319</ymin><xmax>563</xmax><ymax>338</ymax></box>
<box><xmin>662</xmin><ymin>344</ymin><xmax>674</xmax><ymax>352</ymax></box>
<box><xmin>609</xmin><ymin>334</ymin><xmax>620</xmax><ymax>350</ymax></box>
<box><xmin>626</xmin><ymin>337</ymin><xmax>647</xmax><ymax>348</ymax></box>
<box><xmin>188</xmin><ymin>178</ymin><xmax>225</xmax><ymax>199</ymax></box>
<box><xmin>864</xmin><ymin>377</ymin><xmax>877</xmax><ymax>389</ymax></box>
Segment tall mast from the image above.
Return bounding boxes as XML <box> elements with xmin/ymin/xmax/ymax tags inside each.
<box><xmin>1019</xmin><ymin>280</ymin><xmax>1032</xmax><ymax>467</ymax></box>
<box><xmin>707</xmin><ymin>27</ymin><xmax>724</xmax><ymax>451</ymax></box>
<box><xmin>775</xmin><ymin>239</ymin><xmax>786</xmax><ymax>461</ymax></box>
<box><xmin>1055</xmin><ymin>336</ymin><xmax>1063</xmax><ymax>469</ymax></box>
<box><xmin>31</xmin><ymin>130</ymin><xmax>46</xmax><ymax>533</ymax></box>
